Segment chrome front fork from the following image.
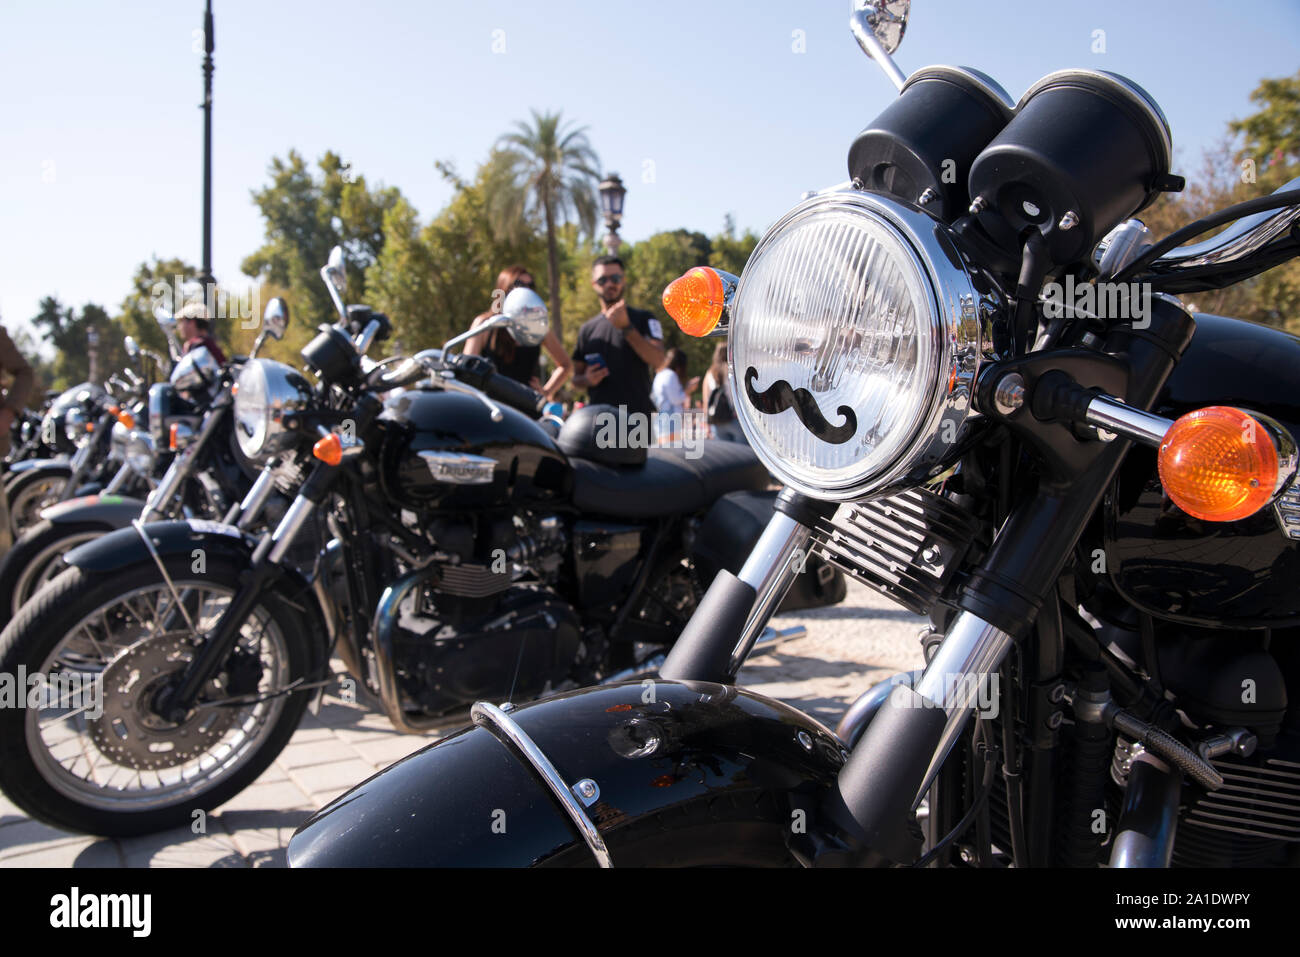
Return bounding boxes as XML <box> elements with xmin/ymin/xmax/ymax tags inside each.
<box><xmin>725</xmin><ymin>512</ymin><xmax>813</xmax><ymax>675</ymax></box>
<box><xmin>723</xmin><ymin>509</ymin><xmax>1015</xmax><ymax>814</ymax></box>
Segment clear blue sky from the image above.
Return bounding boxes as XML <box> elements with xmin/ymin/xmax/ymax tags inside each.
<box><xmin>2</xmin><ymin>0</ymin><xmax>1298</xmax><ymax>352</ymax></box>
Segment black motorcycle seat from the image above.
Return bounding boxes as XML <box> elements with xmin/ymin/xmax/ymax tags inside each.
<box><xmin>569</xmin><ymin>441</ymin><xmax>770</xmax><ymax>518</ymax></box>
<box><xmin>556</xmin><ymin>404</ymin><xmax>647</xmax><ymax>467</ymax></box>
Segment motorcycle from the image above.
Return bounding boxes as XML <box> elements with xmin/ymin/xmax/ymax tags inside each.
<box><xmin>4</xmin><ymin>338</ymin><xmax>161</xmax><ymax>539</ymax></box>
<box><xmin>0</xmin><ymin>301</ymin><xmax>292</xmax><ymax>627</ymax></box>
<box><xmin>288</xmin><ymin>0</ymin><xmax>1300</xmax><ymax>868</ymax></box>
<box><xmin>0</xmin><ymin>247</ymin><xmax>841</xmax><ymax>836</ymax></box>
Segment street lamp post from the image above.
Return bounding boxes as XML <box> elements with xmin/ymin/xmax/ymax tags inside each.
<box><xmin>598</xmin><ymin>173</ymin><xmax>626</xmax><ymax>257</ymax></box>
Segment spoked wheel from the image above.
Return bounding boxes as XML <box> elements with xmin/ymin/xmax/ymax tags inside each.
<box><xmin>0</xmin><ymin>553</ymin><xmax>314</xmax><ymax>836</ymax></box>
<box><xmin>6</xmin><ymin>468</ymin><xmax>71</xmax><ymax>539</ymax></box>
<box><xmin>0</xmin><ymin>519</ymin><xmax>108</xmax><ymax>626</ymax></box>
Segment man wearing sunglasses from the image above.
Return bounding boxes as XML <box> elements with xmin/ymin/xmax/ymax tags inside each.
<box><xmin>571</xmin><ymin>256</ymin><xmax>665</xmax><ymax>419</ymax></box>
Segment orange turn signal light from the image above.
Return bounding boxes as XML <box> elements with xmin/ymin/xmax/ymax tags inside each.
<box><xmin>313</xmin><ymin>433</ymin><xmax>343</xmax><ymax>466</ymax></box>
<box><xmin>169</xmin><ymin>423</ymin><xmax>181</xmax><ymax>450</ymax></box>
<box><xmin>116</xmin><ymin>409</ymin><xmax>136</xmax><ymax>429</ymax></box>
<box><xmin>1157</xmin><ymin>406</ymin><xmax>1278</xmax><ymax>522</ymax></box>
<box><xmin>662</xmin><ymin>267</ymin><xmax>726</xmax><ymax>337</ymax></box>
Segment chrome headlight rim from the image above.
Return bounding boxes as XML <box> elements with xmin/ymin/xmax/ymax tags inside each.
<box><xmin>727</xmin><ymin>186</ymin><xmax>987</xmax><ymax>502</ymax></box>
<box><xmin>125</xmin><ymin>431</ymin><xmax>156</xmax><ymax>476</ymax></box>
<box><xmin>63</xmin><ymin>407</ymin><xmax>94</xmax><ymax>444</ymax></box>
<box><xmin>233</xmin><ymin>358</ymin><xmax>314</xmax><ymax>460</ymax></box>
<box><xmin>171</xmin><ymin>347</ymin><xmax>222</xmax><ymax>397</ymax></box>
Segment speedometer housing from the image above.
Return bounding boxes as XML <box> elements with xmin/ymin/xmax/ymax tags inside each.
<box><xmin>728</xmin><ymin>186</ymin><xmax>991</xmax><ymax>501</ymax></box>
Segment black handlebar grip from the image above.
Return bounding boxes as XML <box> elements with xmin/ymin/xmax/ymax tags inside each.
<box><xmin>483</xmin><ymin>372</ymin><xmax>545</xmax><ymax>419</ymax></box>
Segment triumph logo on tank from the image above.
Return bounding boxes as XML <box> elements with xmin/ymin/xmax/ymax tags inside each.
<box><xmin>0</xmin><ymin>666</ymin><xmax>102</xmax><ymax>719</ymax></box>
<box><xmin>49</xmin><ymin>887</ymin><xmax>151</xmax><ymax>937</ymax></box>
<box><xmin>1040</xmin><ymin>274</ymin><xmax>1151</xmax><ymax>327</ymax></box>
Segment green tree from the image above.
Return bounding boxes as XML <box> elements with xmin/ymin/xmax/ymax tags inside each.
<box><xmin>242</xmin><ymin>151</ymin><xmax>404</xmax><ymax>328</ymax></box>
<box><xmin>116</xmin><ymin>257</ymin><xmax>199</xmax><ymax>366</ymax></box>
<box><xmin>31</xmin><ymin>297</ymin><xmax>128</xmax><ymax>390</ymax></box>
<box><xmin>1139</xmin><ymin>71</ymin><xmax>1300</xmax><ymax>331</ymax></box>
<box><xmin>486</xmin><ymin>111</ymin><xmax>601</xmax><ymax>336</ymax></box>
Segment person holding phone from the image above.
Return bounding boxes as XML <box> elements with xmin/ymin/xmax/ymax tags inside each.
<box><xmin>571</xmin><ymin>255</ymin><xmax>665</xmax><ymax>419</ymax></box>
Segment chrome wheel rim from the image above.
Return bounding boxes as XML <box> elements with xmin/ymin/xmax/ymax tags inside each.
<box><xmin>9</xmin><ymin>475</ymin><xmax>68</xmax><ymax>537</ymax></box>
<box><xmin>24</xmin><ymin>578</ymin><xmax>291</xmax><ymax>812</ymax></box>
<box><xmin>12</xmin><ymin>530</ymin><xmax>103</xmax><ymax>611</ymax></box>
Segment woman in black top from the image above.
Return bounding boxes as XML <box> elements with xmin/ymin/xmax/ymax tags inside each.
<box><xmin>465</xmin><ymin>265</ymin><xmax>572</xmax><ymax>400</ymax></box>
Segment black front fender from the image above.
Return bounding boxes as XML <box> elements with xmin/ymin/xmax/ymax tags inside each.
<box><xmin>64</xmin><ymin>519</ymin><xmax>256</xmax><ymax>574</ymax></box>
<box><xmin>40</xmin><ymin>494</ymin><xmax>147</xmax><ymax>529</ymax></box>
<box><xmin>288</xmin><ymin>680</ymin><xmax>847</xmax><ymax>867</ymax></box>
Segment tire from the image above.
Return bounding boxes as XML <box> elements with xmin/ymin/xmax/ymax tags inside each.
<box><xmin>5</xmin><ymin>466</ymin><xmax>72</xmax><ymax>540</ymax></box>
<box><xmin>0</xmin><ymin>553</ymin><xmax>315</xmax><ymax>836</ymax></box>
<box><xmin>0</xmin><ymin>519</ymin><xmax>113</xmax><ymax>628</ymax></box>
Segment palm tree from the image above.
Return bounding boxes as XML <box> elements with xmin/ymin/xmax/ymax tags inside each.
<box><xmin>486</xmin><ymin>110</ymin><xmax>601</xmax><ymax>335</ymax></box>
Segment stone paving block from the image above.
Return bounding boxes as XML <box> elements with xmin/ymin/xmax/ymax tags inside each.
<box><xmin>214</xmin><ymin>779</ymin><xmax>313</xmax><ymax>815</ymax></box>
<box><xmin>288</xmin><ymin>758</ymin><xmax>376</xmax><ymax>798</ymax></box>
<box><xmin>0</xmin><ymin>838</ymin><xmax>122</xmax><ymax>868</ymax></box>
<box><xmin>277</xmin><ymin>738</ymin><xmax>359</xmax><ymax>770</ymax></box>
<box><xmin>119</xmin><ymin>827</ymin><xmax>248</xmax><ymax>868</ymax></box>
<box><xmin>284</xmin><ymin>725</ymin><xmax>339</xmax><ymax>744</ymax></box>
<box><xmin>0</xmin><ymin>817</ymin><xmax>92</xmax><ymax>862</ymax></box>
<box><xmin>350</xmin><ymin>734</ymin><xmax>435</xmax><ymax>771</ymax></box>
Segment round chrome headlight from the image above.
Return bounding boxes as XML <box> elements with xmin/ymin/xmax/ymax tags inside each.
<box><xmin>64</xmin><ymin>407</ymin><xmax>93</xmax><ymax>444</ymax></box>
<box><xmin>234</xmin><ymin>358</ymin><xmax>314</xmax><ymax>459</ymax></box>
<box><xmin>171</xmin><ymin>347</ymin><xmax>221</xmax><ymax>397</ymax></box>
<box><xmin>125</xmin><ymin>432</ymin><xmax>156</xmax><ymax>475</ymax></box>
<box><xmin>728</xmin><ymin>187</ymin><xmax>988</xmax><ymax>500</ymax></box>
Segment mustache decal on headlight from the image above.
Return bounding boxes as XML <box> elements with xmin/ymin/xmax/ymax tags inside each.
<box><xmin>744</xmin><ymin>367</ymin><xmax>857</xmax><ymax>445</ymax></box>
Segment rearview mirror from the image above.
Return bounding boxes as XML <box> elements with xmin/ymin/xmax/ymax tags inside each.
<box><xmin>499</xmin><ymin>287</ymin><xmax>549</xmax><ymax>347</ymax></box>
<box><xmin>325</xmin><ymin>246</ymin><xmax>347</xmax><ymax>296</ymax></box>
<box><xmin>850</xmin><ymin>0</ymin><xmax>910</xmax><ymax>91</ymax></box>
<box><xmin>263</xmin><ymin>298</ymin><xmax>290</xmax><ymax>341</ymax></box>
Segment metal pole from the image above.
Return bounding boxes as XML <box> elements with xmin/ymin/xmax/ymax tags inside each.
<box><xmin>200</xmin><ymin>0</ymin><xmax>215</xmax><ymax>290</ymax></box>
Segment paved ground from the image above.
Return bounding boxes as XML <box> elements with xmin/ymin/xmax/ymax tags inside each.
<box><xmin>0</xmin><ymin>580</ymin><xmax>925</xmax><ymax>868</ymax></box>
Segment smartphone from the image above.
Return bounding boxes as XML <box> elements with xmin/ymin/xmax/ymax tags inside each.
<box><xmin>584</xmin><ymin>353</ymin><xmax>607</xmax><ymax>370</ymax></box>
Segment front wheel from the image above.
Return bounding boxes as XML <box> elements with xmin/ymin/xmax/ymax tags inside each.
<box><xmin>0</xmin><ymin>518</ymin><xmax>113</xmax><ymax>628</ymax></box>
<box><xmin>5</xmin><ymin>466</ymin><xmax>72</xmax><ymax>540</ymax></box>
<box><xmin>0</xmin><ymin>553</ymin><xmax>315</xmax><ymax>836</ymax></box>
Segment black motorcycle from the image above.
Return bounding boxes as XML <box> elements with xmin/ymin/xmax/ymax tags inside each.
<box><xmin>0</xmin><ymin>248</ymin><xmax>839</xmax><ymax>836</ymax></box>
<box><xmin>4</xmin><ymin>339</ymin><xmax>160</xmax><ymax>539</ymax></box>
<box><xmin>288</xmin><ymin>1</ymin><xmax>1300</xmax><ymax>868</ymax></box>
<box><xmin>0</xmin><ymin>301</ymin><xmax>292</xmax><ymax>626</ymax></box>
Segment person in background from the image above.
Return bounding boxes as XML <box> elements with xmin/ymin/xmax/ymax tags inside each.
<box><xmin>466</xmin><ymin>265</ymin><xmax>572</xmax><ymax>400</ymax></box>
<box><xmin>570</xmin><ymin>256</ymin><xmax>665</xmax><ymax>418</ymax></box>
<box><xmin>703</xmin><ymin>342</ymin><xmax>745</xmax><ymax>442</ymax></box>
<box><xmin>652</xmin><ymin>348</ymin><xmax>699</xmax><ymax>417</ymax></box>
<box><xmin>176</xmin><ymin>301</ymin><xmax>227</xmax><ymax>365</ymax></box>
<box><xmin>651</xmin><ymin>347</ymin><xmax>699</xmax><ymax>444</ymax></box>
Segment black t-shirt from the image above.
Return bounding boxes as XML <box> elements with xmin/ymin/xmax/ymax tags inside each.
<box><xmin>572</xmin><ymin>307</ymin><xmax>663</xmax><ymax>418</ymax></box>
<box><xmin>483</xmin><ymin>327</ymin><xmax>541</xmax><ymax>386</ymax></box>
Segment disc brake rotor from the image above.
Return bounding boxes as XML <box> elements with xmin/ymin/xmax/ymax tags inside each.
<box><xmin>88</xmin><ymin>634</ymin><xmax>237</xmax><ymax>771</ymax></box>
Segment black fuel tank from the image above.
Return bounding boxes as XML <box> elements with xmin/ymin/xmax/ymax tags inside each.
<box><xmin>377</xmin><ymin>388</ymin><xmax>570</xmax><ymax>511</ymax></box>
<box><xmin>1105</xmin><ymin>314</ymin><xmax>1300</xmax><ymax>628</ymax></box>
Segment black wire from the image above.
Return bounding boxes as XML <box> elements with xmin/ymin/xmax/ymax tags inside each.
<box><xmin>912</xmin><ymin>715</ymin><xmax>996</xmax><ymax>868</ymax></box>
<box><xmin>1114</xmin><ymin>188</ymin><xmax>1300</xmax><ymax>283</ymax></box>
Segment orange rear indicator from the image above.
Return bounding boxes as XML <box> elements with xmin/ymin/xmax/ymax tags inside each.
<box><xmin>663</xmin><ymin>267</ymin><xmax>726</xmax><ymax>337</ymax></box>
<box><xmin>116</xmin><ymin>409</ymin><xmax>136</xmax><ymax>429</ymax></box>
<box><xmin>1158</xmin><ymin>406</ymin><xmax>1278</xmax><ymax>522</ymax></box>
<box><xmin>169</xmin><ymin>423</ymin><xmax>181</xmax><ymax>450</ymax></box>
<box><xmin>313</xmin><ymin>433</ymin><xmax>343</xmax><ymax>466</ymax></box>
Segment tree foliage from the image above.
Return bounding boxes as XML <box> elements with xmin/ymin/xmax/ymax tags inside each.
<box><xmin>486</xmin><ymin>111</ymin><xmax>601</xmax><ymax>335</ymax></box>
<box><xmin>241</xmin><ymin>151</ymin><xmax>404</xmax><ymax>329</ymax></box>
<box><xmin>30</xmin><ymin>297</ymin><xmax>130</xmax><ymax>390</ymax></box>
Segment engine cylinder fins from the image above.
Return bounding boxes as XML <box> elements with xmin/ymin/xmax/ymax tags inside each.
<box><xmin>810</xmin><ymin>488</ymin><xmax>980</xmax><ymax>616</ymax></box>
